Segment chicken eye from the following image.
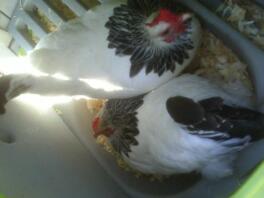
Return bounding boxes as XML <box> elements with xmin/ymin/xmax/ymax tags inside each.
<box><xmin>160</xmin><ymin>28</ymin><xmax>170</xmax><ymax>37</ymax></box>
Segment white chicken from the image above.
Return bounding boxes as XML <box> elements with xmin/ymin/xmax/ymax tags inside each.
<box><xmin>92</xmin><ymin>74</ymin><xmax>264</xmax><ymax>179</ymax></box>
<box><xmin>0</xmin><ymin>0</ymin><xmax>201</xmax><ymax>113</ymax></box>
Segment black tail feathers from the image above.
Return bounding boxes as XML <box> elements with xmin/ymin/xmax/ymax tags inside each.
<box><xmin>224</xmin><ymin>106</ymin><xmax>264</xmax><ymax>141</ymax></box>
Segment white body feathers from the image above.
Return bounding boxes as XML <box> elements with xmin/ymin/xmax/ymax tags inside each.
<box><xmin>123</xmin><ymin>74</ymin><xmax>253</xmax><ymax>179</ymax></box>
<box><xmin>29</xmin><ymin>0</ymin><xmax>201</xmax><ymax>98</ymax></box>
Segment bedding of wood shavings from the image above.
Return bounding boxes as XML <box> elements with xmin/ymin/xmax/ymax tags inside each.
<box><xmin>97</xmin><ymin>134</ymin><xmax>171</xmax><ymax>181</ymax></box>
<box><xmin>45</xmin><ymin>0</ymin><xmax>77</xmax><ymax>21</ymax></box>
<box><xmin>79</xmin><ymin>0</ymin><xmax>100</xmax><ymax>9</ymax></box>
<box><xmin>33</xmin><ymin>8</ymin><xmax>57</xmax><ymax>33</ymax></box>
<box><xmin>33</xmin><ymin>0</ymin><xmax>99</xmax><ymax>33</ymax></box>
<box><xmin>24</xmin><ymin>25</ymin><xmax>40</xmax><ymax>44</ymax></box>
<box><xmin>195</xmin><ymin>30</ymin><xmax>254</xmax><ymax>98</ymax></box>
<box><xmin>217</xmin><ymin>0</ymin><xmax>264</xmax><ymax>49</ymax></box>
<box><xmin>20</xmin><ymin>0</ymin><xmax>100</xmax><ymax>53</ymax></box>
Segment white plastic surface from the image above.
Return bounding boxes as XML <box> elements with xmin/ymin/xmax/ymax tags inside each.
<box><xmin>0</xmin><ymin>99</ymin><xmax>128</xmax><ymax>198</ymax></box>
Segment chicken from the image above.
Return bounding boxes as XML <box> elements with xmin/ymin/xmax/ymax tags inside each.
<box><xmin>0</xmin><ymin>0</ymin><xmax>201</xmax><ymax>114</ymax></box>
<box><xmin>92</xmin><ymin>74</ymin><xmax>264</xmax><ymax>179</ymax></box>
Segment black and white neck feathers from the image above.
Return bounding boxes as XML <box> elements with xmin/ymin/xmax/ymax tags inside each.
<box><xmin>102</xmin><ymin>95</ymin><xmax>144</xmax><ymax>156</ymax></box>
<box><xmin>105</xmin><ymin>0</ymin><xmax>197</xmax><ymax>77</ymax></box>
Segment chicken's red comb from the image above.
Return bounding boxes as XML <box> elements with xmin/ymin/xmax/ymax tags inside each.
<box><xmin>92</xmin><ymin>117</ymin><xmax>100</xmax><ymax>130</ymax></box>
<box><xmin>148</xmin><ymin>9</ymin><xmax>183</xmax><ymax>27</ymax></box>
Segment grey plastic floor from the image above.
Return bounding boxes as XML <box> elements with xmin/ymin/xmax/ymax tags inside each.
<box><xmin>0</xmin><ymin>99</ymin><xmax>129</xmax><ymax>198</ymax></box>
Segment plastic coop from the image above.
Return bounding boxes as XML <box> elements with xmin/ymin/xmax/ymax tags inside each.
<box><xmin>5</xmin><ymin>0</ymin><xmax>264</xmax><ymax>197</ymax></box>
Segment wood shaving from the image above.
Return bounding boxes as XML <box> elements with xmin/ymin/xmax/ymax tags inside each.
<box><xmin>34</xmin><ymin>8</ymin><xmax>57</xmax><ymax>33</ymax></box>
<box><xmin>45</xmin><ymin>0</ymin><xmax>77</xmax><ymax>21</ymax></box>
<box><xmin>79</xmin><ymin>0</ymin><xmax>100</xmax><ymax>9</ymax></box>
<box><xmin>217</xmin><ymin>0</ymin><xmax>264</xmax><ymax>49</ymax></box>
<box><xmin>24</xmin><ymin>25</ymin><xmax>40</xmax><ymax>44</ymax></box>
<box><xmin>195</xmin><ymin>30</ymin><xmax>253</xmax><ymax>99</ymax></box>
<box><xmin>96</xmin><ymin>134</ymin><xmax>170</xmax><ymax>182</ymax></box>
<box><xmin>21</xmin><ymin>0</ymin><xmax>100</xmax><ymax>53</ymax></box>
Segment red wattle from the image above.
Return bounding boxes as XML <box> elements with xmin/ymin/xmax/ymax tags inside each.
<box><xmin>92</xmin><ymin>117</ymin><xmax>100</xmax><ymax>130</ymax></box>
